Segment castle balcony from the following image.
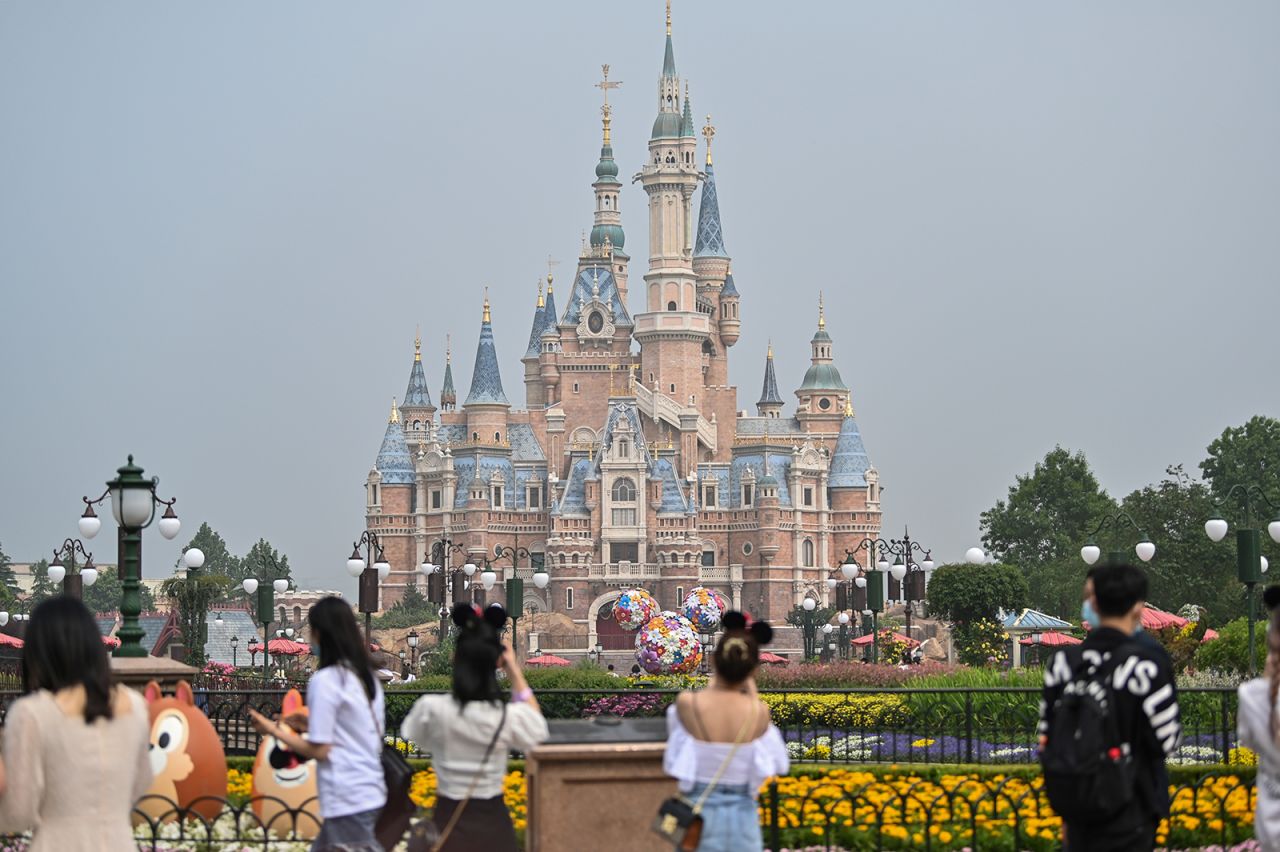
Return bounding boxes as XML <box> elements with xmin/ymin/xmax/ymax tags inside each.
<box><xmin>587</xmin><ymin>561</ymin><xmax>663</xmax><ymax>584</ymax></box>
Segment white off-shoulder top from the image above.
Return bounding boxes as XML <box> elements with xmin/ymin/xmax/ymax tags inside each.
<box><xmin>663</xmin><ymin>703</ymin><xmax>790</xmax><ymax>795</ymax></box>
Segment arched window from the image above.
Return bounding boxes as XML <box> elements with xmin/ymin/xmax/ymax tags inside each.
<box><xmin>667</xmin><ymin>301</ymin><xmax>678</xmax><ymax>311</ymax></box>
<box><xmin>293</xmin><ymin>606</ymin><xmax>302</xmax><ymax>623</ymax></box>
<box><xmin>617</xmin><ymin>439</ymin><xmax>629</xmax><ymax>458</ymax></box>
<box><xmin>803</xmin><ymin>539</ymin><xmax>815</xmax><ymax>567</ymax></box>
<box><xmin>612</xmin><ymin>477</ymin><xmax>636</xmax><ymax>502</ymax></box>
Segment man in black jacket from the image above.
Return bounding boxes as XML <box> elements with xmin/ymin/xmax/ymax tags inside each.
<box><xmin>1040</xmin><ymin>563</ymin><xmax>1181</xmax><ymax>851</ymax></box>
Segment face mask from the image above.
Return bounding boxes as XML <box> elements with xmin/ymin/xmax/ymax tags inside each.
<box><xmin>1081</xmin><ymin>599</ymin><xmax>1101</xmax><ymax>629</ymax></box>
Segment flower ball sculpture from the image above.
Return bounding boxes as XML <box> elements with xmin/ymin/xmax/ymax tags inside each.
<box><xmin>635</xmin><ymin>611</ymin><xmax>703</xmax><ymax>674</ymax></box>
<box><xmin>682</xmin><ymin>586</ymin><xmax>728</xmax><ymax>633</ymax></box>
<box><xmin>612</xmin><ymin>588</ymin><xmax>659</xmax><ymax>632</ymax></box>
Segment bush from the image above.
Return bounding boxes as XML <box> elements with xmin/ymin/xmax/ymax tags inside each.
<box><xmin>581</xmin><ymin>692</ymin><xmax>671</xmax><ymax>718</ymax></box>
<box><xmin>762</xmin><ymin>693</ymin><xmax>911</xmax><ymax>728</ymax></box>
<box><xmin>756</xmin><ymin>662</ymin><xmax>957</xmax><ymax>690</ymax></box>
<box><xmin>904</xmin><ymin>668</ymin><xmax>1043</xmax><ymax>734</ymax></box>
<box><xmin>1194</xmin><ymin>617</ymin><xmax>1266</xmax><ymax>676</ymax></box>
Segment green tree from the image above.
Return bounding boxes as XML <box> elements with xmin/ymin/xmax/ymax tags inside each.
<box><xmin>27</xmin><ymin>559</ymin><xmax>57</xmax><ymax>605</ymax></box>
<box><xmin>176</xmin><ymin>523</ymin><xmax>240</xmax><ymax>579</ymax></box>
<box><xmin>1119</xmin><ymin>465</ymin><xmax>1244</xmax><ymax>624</ymax></box>
<box><xmin>373</xmin><ymin>585</ymin><xmax>435</xmax><ymax>629</ymax></box>
<box><xmin>1192</xmin><ymin>616</ymin><xmax>1265</xmax><ymax>676</ymax></box>
<box><xmin>926</xmin><ymin>561</ymin><xmax>1028</xmax><ymax>625</ymax></box>
<box><xmin>240</xmin><ymin>538</ymin><xmax>291</xmax><ymax>584</ymax></box>
<box><xmin>83</xmin><ymin>568</ymin><xmax>155</xmax><ymax>615</ymax></box>
<box><xmin>980</xmin><ymin>447</ymin><xmax>1118</xmax><ymax>618</ymax></box>
<box><xmin>1200</xmin><ymin>415</ymin><xmax>1280</xmax><ymax>516</ymax></box>
<box><xmin>160</xmin><ymin>572</ymin><xmax>234</xmax><ymax>668</ymax></box>
<box><xmin>0</xmin><ymin>541</ymin><xmax>17</xmax><ymax>600</ymax></box>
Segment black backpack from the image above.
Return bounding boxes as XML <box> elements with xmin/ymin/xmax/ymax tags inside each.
<box><xmin>1040</xmin><ymin>646</ymin><xmax>1138</xmax><ymax>821</ymax></box>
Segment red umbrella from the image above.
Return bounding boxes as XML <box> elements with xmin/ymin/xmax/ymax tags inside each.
<box><xmin>525</xmin><ymin>654</ymin><xmax>572</xmax><ymax>667</ymax></box>
<box><xmin>266</xmin><ymin>638</ymin><xmax>310</xmax><ymax>656</ymax></box>
<box><xmin>101</xmin><ymin>635</ymin><xmax>120</xmax><ymax>648</ymax></box>
<box><xmin>0</xmin><ymin>633</ymin><xmax>23</xmax><ymax>648</ymax></box>
<box><xmin>1019</xmin><ymin>631</ymin><xmax>1082</xmax><ymax>647</ymax></box>
<box><xmin>758</xmin><ymin>651</ymin><xmax>789</xmax><ymax>665</ymax></box>
<box><xmin>851</xmin><ymin>632</ymin><xmax>919</xmax><ymax>648</ymax></box>
<box><xmin>1141</xmin><ymin>607</ymin><xmax>1188</xmax><ymax>631</ymax></box>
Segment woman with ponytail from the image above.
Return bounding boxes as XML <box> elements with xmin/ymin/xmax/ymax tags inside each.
<box><xmin>663</xmin><ymin>611</ymin><xmax>789</xmax><ymax>851</ymax></box>
<box><xmin>402</xmin><ymin>603</ymin><xmax>547</xmax><ymax>851</ymax></box>
<box><xmin>1239</xmin><ymin>585</ymin><xmax>1280</xmax><ymax>850</ymax></box>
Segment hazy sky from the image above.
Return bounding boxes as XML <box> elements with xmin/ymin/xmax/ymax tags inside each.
<box><xmin>2</xmin><ymin>2</ymin><xmax>1277</xmax><ymax>592</ymax></box>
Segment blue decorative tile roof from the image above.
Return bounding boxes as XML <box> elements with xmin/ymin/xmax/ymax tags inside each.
<box><xmin>681</xmin><ymin>89</ymin><xmax>695</xmax><ymax>138</ymax></box>
<box><xmin>403</xmin><ymin>358</ymin><xmax>432</xmax><ymax>409</ymax></box>
<box><xmin>721</xmin><ymin>272</ymin><xmax>739</xmax><ymax>297</ymax></box>
<box><xmin>730</xmin><ymin>454</ymin><xmax>793</xmax><ymax>507</ymax></box>
<box><xmin>556</xmin><ymin>458</ymin><xmax>594</xmax><ymax>516</ymax></box>
<box><xmin>663</xmin><ymin>32</ymin><xmax>676</xmax><ymax>78</ymax></box>
<box><xmin>375</xmin><ymin>418</ymin><xmax>415</xmax><ymax>484</ymax></box>
<box><xmin>437</xmin><ymin>423</ymin><xmax>466</xmax><ymax>444</ymax></box>
<box><xmin>652</xmin><ymin>457</ymin><xmax>689</xmax><ymax>514</ymax></box>
<box><xmin>452</xmin><ymin>457</ymin><xmax>475</xmax><ymax>507</ymax></box>
<box><xmin>735</xmin><ymin>417</ymin><xmax>804</xmax><ymax>436</ymax></box>
<box><xmin>696</xmin><ymin>465</ymin><xmax>731</xmax><ymax>508</ymax></box>
<box><xmin>799</xmin><ymin>362</ymin><xmax>847</xmax><ymax>392</ymax></box>
<box><xmin>560</xmin><ymin>266</ymin><xmax>633</xmax><ymax>328</ymax></box>
<box><xmin>508</xmin><ymin>424</ymin><xmax>546</xmax><ymax>461</ymax></box>
<box><xmin>601</xmin><ymin>401</ymin><xmax>650</xmax><ymax>462</ymax></box>
<box><xmin>829</xmin><ymin>415</ymin><xmax>871</xmax><ymax>488</ymax></box>
<box><xmin>440</xmin><ymin>360</ymin><xmax>456</xmax><ymax>404</ymax></box>
<box><xmin>1001</xmin><ymin>609</ymin><xmax>1074</xmax><ymax>632</ymax></box>
<box><xmin>523</xmin><ymin>302</ymin><xmax>546</xmax><ymax>359</ymax></box>
<box><xmin>694</xmin><ymin>163</ymin><xmax>728</xmax><ymax>258</ymax></box>
<box><xmin>204</xmin><ymin>609</ymin><xmax>262</xmax><ymax>666</ymax></box>
<box><xmin>138</xmin><ymin>614</ymin><xmax>170</xmax><ymax>655</ymax></box>
<box><xmin>464</xmin><ymin>313</ymin><xmax>509</xmax><ymax>406</ymax></box>
<box><xmin>758</xmin><ymin>351</ymin><xmax>782</xmax><ymax>406</ymax></box>
<box><xmin>540</xmin><ymin>287</ymin><xmax>559</xmax><ymax>339</ymax></box>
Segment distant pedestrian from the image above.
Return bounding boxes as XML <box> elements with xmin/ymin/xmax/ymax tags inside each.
<box><xmin>663</xmin><ymin>612</ymin><xmax>789</xmax><ymax>851</ymax></box>
<box><xmin>1237</xmin><ymin>585</ymin><xmax>1280</xmax><ymax>850</ymax></box>
<box><xmin>402</xmin><ymin>604</ymin><xmax>548</xmax><ymax>851</ymax></box>
<box><xmin>1040</xmin><ymin>563</ymin><xmax>1180</xmax><ymax>852</ymax></box>
<box><xmin>631</xmin><ymin>664</ymin><xmax>642</xmax><ymax>676</ymax></box>
<box><xmin>0</xmin><ymin>596</ymin><xmax>152</xmax><ymax>851</ymax></box>
<box><xmin>251</xmin><ymin>597</ymin><xmax>387</xmax><ymax>852</ymax></box>
<box><xmin>607</xmin><ymin>664</ymin><xmax>619</xmax><ymax>678</ymax></box>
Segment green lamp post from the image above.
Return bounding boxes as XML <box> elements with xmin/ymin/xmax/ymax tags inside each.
<box><xmin>420</xmin><ymin>538</ymin><xmax>468</xmax><ymax>643</ymax></box>
<box><xmin>1079</xmin><ymin>511</ymin><xmax>1157</xmax><ymax>569</ymax></box>
<box><xmin>78</xmin><ymin>456</ymin><xmax>183</xmax><ymax>658</ymax></box>
<box><xmin>1205</xmin><ymin>484</ymin><xmax>1280</xmax><ymax>677</ymax></box>
<box><xmin>481</xmin><ymin>545</ymin><xmax>529</xmax><ymax>654</ymax></box>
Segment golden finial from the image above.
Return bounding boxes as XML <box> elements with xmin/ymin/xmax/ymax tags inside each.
<box><xmin>537</xmin><ymin>278</ymin><xmax>545</xmax><ymax>308</ymax></box>
<box><xmin>844</xmin><ymin>397</ymin><xmax>854</xmax><ymax>417</ymax></box>
<box><xmin>818</xmin><ymin>291</ymin><xmax>826</xmax><ymax>329</ymax></box>
<box><xmin>482</xmin><ymin>288</ymin><xmax>491</xmax><ymax>323</ymax></box>
<box><xmin>767</xmin><ymin>339</ymin><xmax>773</xmax><ymax>359</ymax></box>
<box><xmin>666</xmin><ymin>0</ymin><xmax>672</xmax><ymax>36</ymax></box>
<box><xmin>547</xmin><ymin>255</ymin><xmax>559</xmax><ymax>290</ymax></box>
<box><xmin>414</xmin><ymin>325</ymin><xmax>421</xmax><ymax>362</ymax></box>
<box><xmin>597</xmin><ymin>65</ymin><xmax>622</xmax><ymax>146</ymax></box>
<box><xmin>702</xmin><ymin>115</ymin><xmax>715</xmax><ymax>165</ymax></box>
<box><xmin>389</xmin><ymin>397</ymin><xmax>400</xmax><ymax>424</ymax></box>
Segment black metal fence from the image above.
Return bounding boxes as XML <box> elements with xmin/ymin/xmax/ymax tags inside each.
<box><xmin>0</xmin><ymin>685</ymin><xmax>1240</xmax><ymax>766</ymax></box>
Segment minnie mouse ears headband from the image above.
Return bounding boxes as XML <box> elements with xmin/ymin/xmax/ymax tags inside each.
<box><xmin>451</xmin><ymin>602</ymin><xmax>507</xmax><ymax>631</ymax></box>
<box><xmin>721</xmin><ymin>610</ymin><xmax>774</xmax><ymax>645</ymax></box>
<box><xmin>1264</xmin><ymin>585</ymin><xmax>1280</xmax><ymax>611</ymax></box>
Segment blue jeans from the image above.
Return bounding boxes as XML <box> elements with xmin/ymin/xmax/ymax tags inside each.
<box><xmin>686</xmin><ymin>783</ymin><xmax>762</xmax><ymax>852</ymax></box>
<box><xmin>311</xmin><ymin>808</ymin><xmax>383</xmax><ymax>852</ymax></box>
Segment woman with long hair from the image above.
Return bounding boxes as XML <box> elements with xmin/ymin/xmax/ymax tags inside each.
<box><xmin>0</xmin><ymin>596</ymin><xmax>152</xmax><ymax>850</ymax></box>
<box><xmin>1238</xmin><ymin>585</ymin><xmax>1280</xmax><ymax>850</ymax></box>
<box><xmin>402</xmin><ymin>603</ymin><xmax>548</xmax><ymax>851</ymax></box>
<box><xmin>663</xmin><ymin>611</ymin><xmax>789</xmax><ymax>852</ymax></box>
<box><xmin>250</xmin><ymin>596</ymin><xmax>386</xmax><ymax>851</ymax></box>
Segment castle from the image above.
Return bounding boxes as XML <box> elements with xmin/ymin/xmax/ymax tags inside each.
<box><xmin>362</xmin><ymin>5</ymin><xmax>883</xmax><ymax>648</ymax></box>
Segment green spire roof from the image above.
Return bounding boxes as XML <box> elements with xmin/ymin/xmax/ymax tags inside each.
<box><xmin>681</xmin><ymin>90</ymin><xmax>694</xmax><ymax>137</ymax></box>
<box><xmin>663</xmin><ymin>33</ymin><xmax>676</xmax><ymax>78</ymax></box>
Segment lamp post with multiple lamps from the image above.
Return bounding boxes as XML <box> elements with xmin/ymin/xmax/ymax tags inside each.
<box><xmin>241</xmin><ymin>574</ymin><xmax>291</xmax><ymax>681</ymax></box>
<box><xmin>800</xmin><ymin>597</ymin><xmax>817</xmax><ymax>660</ymax></box>
<box><xmin>420</xmin><ymin>538</ymin><xmax>467</xmax><ymax>643</ymax></box>
<box><xmin>823</xmin><ymin>573</ymin><xmax>858</xmax><ymax>661</ymax></box>
<box><xmin>77</xmin><ymin>456</ymin><xmax>183</xmax><ymax>657</ymax></box>
<box><xmin>1079</xmin><ymin>511</ymin><xmax>1157</xmax><ymax>569</ymax></box>
<box><xmin>1204</xmin><ymin>485</ymin><xmax>1280</xmax><ymax>677</ymax></box>
<box><xmin>478</xmin><ymin>545</ymin><xmax>529</xmax><ymax>654</ymax></box>
<box><xmin>842</xmin><ymin>532</ymin><xmax>935</xmax><ymax>664</ymax></box>
<box><xmin>48</xmin><ymin>539</ymin><xmax>100</xmax><ymax>601</ymax></box>
<box><xmin>346</xmin><ymin>531</ymin><xmax>390</xmax><ymax>643</ymax></box>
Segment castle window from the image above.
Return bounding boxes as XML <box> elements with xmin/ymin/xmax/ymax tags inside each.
<box><xmin>612</xmin><ymin>508</ymin><xmax>637</xmax><ymax>526</ymax></box>
<box><xmin>279</xmin><ymin>606</ymin><xmax>287</xmax><ymax>624</ymax></box>
<box><xmin>803</xmin><ymin>487</ymin><xmax>814</xmax><ymax>507</ymax></box>
<box><xmin>741</xmin><ymin>484</ymin><xmax>754</xmax><ymax>507</ymax></box>
<box><xmin>670</xmin><ymin>384</ymin><xmax>676</xmax><ymax>394</ymax></box>
<box><xmin>742</xmin><ymin>541</ymin><xmax>754</xmax><ymax>556</ymax></box>
<box><xmin>431</xmin><ymin>490</ymin><xmax>442</xmax><ymax>510</ymax></box>
<box><xmin>610</xmin><ymin>542</ymin><xmax>638</xmax><ymax>563</ymax></box>
<box><xmin>818</xmin><ymin>398</ymin><xmax>832</xmax><ymax>411</ymax></box>
<box><xmin>294</xmin><ymin>606</ymin><xmax>302</xmax><ymax>623</ymax></box>
<box><xmin>371</xmin><ymin>484</ymin><xmax>379</xmax><ymax>505</ymax></box>
<box><xmin>612</xmin><ymin>477</ymin><xmax>636</xmax><ymax>501</ymax></box>
<box><xmin>412</xmin><ymin>420</ymin><xmax>421</xmax><ymax>430</ymax></box>
<box><xmin>495</xmin><ymin>431</ymin><xmax>501</xmax><ymax>442</ymax></box>
<box><xmin>527</xmin><ymin>486</ymin><xmax>541</xmax><ymax>509</ymax></box>
<box><xmin>675</xmin><ymin>586</ymin><xmax>684</xmax><ymax>607</ymax></box>
<box><xmin>803</xmin><ymin>539</ymin><xmax>815</xmax><ymax>567</ymax></box>
<box><xmin>472</xmin><ymin>432</ymin><xmax>479</xmax><ymax>441</ymax></box>
<box><xmin>565</xmin><ymin>587</ymin><xmax>574</xmax><ymax>609</ymax></box>
<box><xmin>702</xmin><ymin>485</ymin><xmax>717</xmax><ymax>507</ymax></box>
<box><xmin>492</xmin><ymin>486</ymin><xmax>504</xmax><ymax>508</ymax></box>
<box><xmin>667</xmin><ymin>301</ymin><xmax>677</xmax><ymax>311</ymax></box>
<box><xmin>701</xmin><ymin>548</ymin><xmax>715</xmax><ymax>567</ymax></box>
<box><xmin>573</xmin><ymin>382</ymin><xmax>580</xmax><ymax>393</ymax></box>
<box><xmin>618</xmin><ymin>439</ymin><xmax>629</xmax><ymax>458</ymax></box>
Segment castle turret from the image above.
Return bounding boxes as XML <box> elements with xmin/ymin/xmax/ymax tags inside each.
<box><xmin>401</xmin><ymin>330</ymin><xmax>435</xmax><ymax>439</ymax></box>
<box><xmin>439</xmin><ymin>335</ymin><xmax>457</xmax><ymax>411</ymax></box>
<box><xmin>589</xmin><ymin>66</ymin><xmax>630</xmax><ymax>305</ymax></box>
<box><xmin>692</xmin><ymin>116</ymin><xmax>739</xmax><ymax>348</ymax></box>
<box><xmin>796</xmin><ymin>294</ymin><xmax>849</xmax><ymax>430</ymax></box>
<box><xmin>463</xmin><ymin>293</ymin><xmax>511</xmax><ymax>444</ymax></box>
<box><xmin>522</xmin><ymin>281</ymin><xmax>547</xmax><ymax>408</ymax></box>
<box><xmin>757</xmin><ymin>342</ymin><xmax>784</xmax><ymax>418</ymax></box>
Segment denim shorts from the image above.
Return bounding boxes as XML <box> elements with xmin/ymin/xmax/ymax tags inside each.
<box><xmin>311</xmin><ymin>807</ymin><xmax>383</xmax><ymax>852</ymax></box>
<box><xmin>684</xmin><ymin>783</ymin><xmax>762</xmax><ymax>852</ymax></box>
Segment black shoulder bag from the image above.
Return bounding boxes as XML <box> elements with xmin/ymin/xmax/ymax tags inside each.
<box><xmin>362</xmin><ymin>681</ymin><xmax>416</xmax><ymax>851</ymax></box>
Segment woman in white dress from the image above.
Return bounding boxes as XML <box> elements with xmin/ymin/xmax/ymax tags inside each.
<box><xmin>664</xmin><ymin>612</ymin><xmax>789</xmax><ymax>852</ymax></box>
<box><xmin>1239</xmin><ymin>586</ymin><xmax>1280</xmax><ymax>851</ymax></box>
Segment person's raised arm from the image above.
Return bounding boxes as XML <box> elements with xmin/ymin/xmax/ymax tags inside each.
<box><xmin>501</xmin><ymin>642</ymin><xmax>540</xmax><ymax>713</ymax></box>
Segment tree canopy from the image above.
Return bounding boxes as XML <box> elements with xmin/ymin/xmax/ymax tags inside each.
<box><xmin>240</xmin><ymin>538</ymin><xmax>291</xmax><ymax>584</ymax></box>
<box><xmin>1200</xmin><ymin>415</ymin><xmax>1280</xmax><ymax>522</ymax></box>
<box><xmin>0</xmin><ymin>541</ymin><xmax>16</xmax><ymax>600</ymax></box>
<box><xmin>83</xmin><ymin>568</ymin><xmax>155</xmax><ymax>615</ymax></box>
<box><xmin>176</xmin><ymin>523</ymin><xmax>240</xmax><ymax>578</ymax></box>
<box><xmin>926</xmin><ymin>561</ymin><xmax>1028</xmax><ymax>625</ymax></box>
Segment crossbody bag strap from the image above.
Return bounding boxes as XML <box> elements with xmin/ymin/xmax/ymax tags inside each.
<box><xmin>431</xmin><ymin>702</ymin><xmax>508</xmax><ymax>852</ymax></box>
<box><xmin>691</xmin><ymin>698</ymin><xmax>759</xmax><ymax>814</ymax></box>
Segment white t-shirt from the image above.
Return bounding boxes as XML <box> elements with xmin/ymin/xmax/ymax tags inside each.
<box><xmin>402</xmin><ymin>694</ymin><xmax>548</xmax><ymax>800</ymax></box>
<box><xmin>1238</xmin><ymin>678</ymin><xmax>1280</xmax><ymax>849</ymax></box>
<box><xmin>306</xmin><ymin>665</ymin><xmax>387</xmax><ymax>818</ymax></box>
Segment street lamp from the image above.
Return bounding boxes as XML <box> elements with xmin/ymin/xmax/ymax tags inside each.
<box><xmin>587</xmin><ymin>641</ymin><xmax>605</xmax><ymax>665</ymax></box>
<box><xmin>78</xmin><ymin>456</ymin><xmax>182</xmax><ymax>658</ymax></box>
<box><xmin>1204</xmin><ymin>484</ymin><xmax>1280</xmax><ymax>676</ymax></box>
<box><xmin>845</xmin><ymin>529</ymin><xmax>934</xmax><ymax>654</ymax></box>
<box><xmin>243</xmin><ymin>574</ymin><xmax>290</xmax><ymax>681</ymax></box>
<box><xmin>478</xmin><ymin>545</ymin><xmax>530</xmax><ymax>654</ymax></box>
<box><xmin>230</xmin><ymin>635</ymin><xmax>239</xmax><ymax>668</ymax></box>
<box><xmin>407</xmin><ymin>628</ymin><xmax>420</xmax><ymax>671</ymax></box>
<box><xmin>1079</xmin><ymin>511</ymin><xmax>1156</xmax><ymax>568</ymax></box>
<box><xmin>347</xmin><ymin>531</ymin><xmax>388</xmax><ymax>643</ymax></box>
<box><xmin>801</xmin><ymin>597</ymin><xmax>817</xmax><ymax>660</ymax></box>
<box><xmin>49</xmin><ymin>538</ymin><xmax>100</xmax><ymax>601</ymax></box>
<box><xmin>421</xmin><ymin>538</ymin><xmax>467</xmax><ymax>643</ymax></box>
<box><xmin>821</xmin><ymin>623</ymin><xmax>834</xmax><ymax>661</ymax></box>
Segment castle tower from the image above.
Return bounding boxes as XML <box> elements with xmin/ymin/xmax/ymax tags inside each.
<box><xmin>795</xmin><ymin>294</ymin><xmax>849</xmax><ymax>431</ymax></box>
<box><xmin>757</xmin><ymin>342</ymin><xmax>784</xmax><ymax>418</ymax></box>
<box><xmin>537</xmin><ymin>274</ymin><xmax>562</xmax><ymax>405</ymax></box>
<box><xmin>634</xmin><ymin>1</ymin><xmax>711</xmax><ymax>412</ymax></box>
<box><xmin>463</xmin><ymin>293</ymin><xmax>511</xmax><ymax>444</ymax></box>
<box><xmin>522</xmin><ymin>281</ymin><xmax>546</xmax><ymax>408</ymax></box>
<box><xmin>692</xmin><ymin>116</ymin><xmax>739</xmax><ymax>348</ymax></box>
<box><xmin>401</xmin><ymin>330</ymin><xmax>436</xmax><ymax>441</ymax></box>
<box><xmin>439</xmin><ymin>335</ymin><xmax>457</xmax><ymax>411</ymax></box>
<box><xmin>589</xmin><ymin>65</ymin><xmax>630</xmax><ymax>305</ymax></box>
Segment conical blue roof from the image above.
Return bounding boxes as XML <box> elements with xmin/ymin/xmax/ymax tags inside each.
<box><xmin>375</xmin><ymin>415</ymin><xmax>414</xmax><ymax>485</ymax></box>
<box><xmin>829</xmin><ymin>413</ymin><xmax>871</xmax><ymax>488</ymax></box>
<box><xmin>758</xmin><ymin>349</ymin><xmax>782</xmax><ymax>406</ymax></box>
<box><xmin>663</xmin><ymin>33</ymin><xmax>676</xmax><ymax>78</ymax></box>
<box><xmin>541</xmin><ymin>286</ymin><xmax>559</xmax><ymax>338</ymax></box>
<box><xmin>721</xmin><ymin>272</ymin><xmax>739</xmax><ymax>297</ymax></box>
<box><xmin>695</xmin><ymin>163</ymin><xmax>728</xmax><ymax>258</ymax></box>
<box><xmin>441</xmin><ymin>360</ymin><xmax>456</xmax><ymax>406</ymax></box>
<box><xmin>403</xmin><ymin>356</ymin><xmax>431</xmax><ymax>408</ymax></box>
<box><xmin>464</xmin><ymin>304</ymin><xmax>509</xmax><ymax>406</ymax></box>
<box><xmin>524</xmin><ymin>300</ymin><xmax>546</xmax><ymax>359</ymax></box>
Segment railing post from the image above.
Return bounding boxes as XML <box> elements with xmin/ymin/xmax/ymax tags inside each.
<box><xmin>965</xmin><ymin>691</ymin><xmax>974</xmax><ymax>764</ymax></box>
<box><xmin>1221</xmin><ymin>688</ymin><xmax>1231</xmax><ymax>762</ymax></box>
<box><xmin>769</xmin><ymin>780</ymin><xmax>780</xmax><ymax>852</ymax></box>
